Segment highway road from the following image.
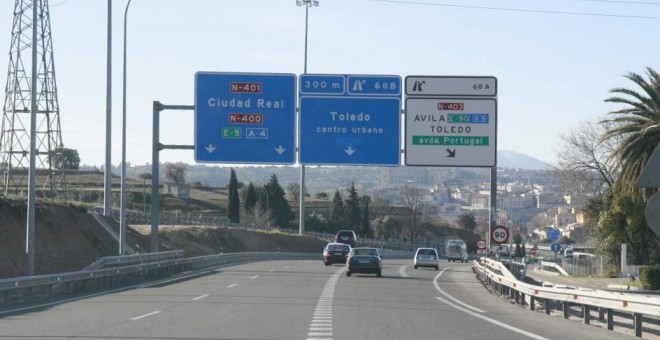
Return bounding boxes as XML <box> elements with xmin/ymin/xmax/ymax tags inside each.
<box><xmin>0</xmin><ymin>259</ymin><xmax>633</xmax><ymax>339</ymax></box>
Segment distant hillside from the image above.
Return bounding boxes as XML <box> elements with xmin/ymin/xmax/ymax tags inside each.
<box><xmin>497</xmin><ymin>150</ymin><xmax>554</xmax><ymax>170</ymax></box>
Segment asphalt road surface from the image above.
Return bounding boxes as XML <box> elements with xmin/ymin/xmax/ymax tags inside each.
<box><xmin>0</xmin><ymin>259</ymin><xmax>633</xmax><ymax>340</ymax></box>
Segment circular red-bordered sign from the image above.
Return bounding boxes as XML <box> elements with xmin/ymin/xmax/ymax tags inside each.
<box><xmin>477</xmin><ymin>240</ymin><xmax>486</xmax><ymax>249</ymax></box>
<box><xmin>491</xmin><ymin>225</ymin><xmax>509</xmax><ymax>244</ymax></box>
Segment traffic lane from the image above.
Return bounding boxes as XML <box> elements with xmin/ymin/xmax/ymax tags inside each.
<box><xmin>0</xmin><ymin>260</ymin><xmax>328</xmax><ymax>339</ymax></box>
<box><xmin>434</xmin><ymin>263</ymin><xmax>631</xmax><ymax>340</ymax></box>
<box><xmin>333</xmin><ymin>260</ymin><xmax>541</xmax><ymax>340</ymax></box>
<box><xmin>84</xmin><ymin>260</ymin><xmax>334</xmax><ymax>340</ymax></box>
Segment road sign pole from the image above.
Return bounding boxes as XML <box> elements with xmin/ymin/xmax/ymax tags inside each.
<box><xmin>489</xmin><ymin>166</ymin><xmax>497</xmax><ymax>256</ymax></box>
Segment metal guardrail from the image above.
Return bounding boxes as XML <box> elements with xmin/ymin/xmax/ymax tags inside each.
<box><xmin>474</xmin><ymin>257</ymin><xmax>660</xmax><ymax>337</ymax></box>
<box><xmin>540</xmin><ymin>260</ymin><xmax>571</xmax><ymax>276</ymax></box>
<box><xmin>0</xmin><ymin>251</ymin><xmax>320</xmax><ymax>309</ymax></box>
<box><xmin>85</xmin><ymin>250</ymin><xmax>185</xmax><ymax>270</ymax></box>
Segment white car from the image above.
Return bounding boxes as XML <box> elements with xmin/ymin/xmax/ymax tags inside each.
<box><xmin>414</xmin><ymin>247</ymin><xmax>439</xmax><ymax>270</ymax></box>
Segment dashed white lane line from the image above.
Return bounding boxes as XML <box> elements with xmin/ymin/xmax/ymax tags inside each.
<box><xmin>306</xmin><ymin>267</ymin><xmax>343</xmax><ymax>340</ymax></box>
<box><xmin>227</xmin><ymin>283</ymin><xmax>238</xmax><ymax>288</ymax></box>
<box><xmin>131</xmin><ymin>310</ymin><xmax>161</xmax><ymax>321</ymax></box>
<box><xmin>250</xmin><ymin>275</ymin><xmax>260</xmax><ymax>279</ymax></box>
<box><xmin>434</xmin><ymin>267</ymin><xmax>485</xmax><ymax>313</ymax></box>
<box><xmin>269</xmin><ymin>269</ymin><xmax>276</xmax><ymax>272</ymax></box>
<box><xmin>399</xmin><ymin>265</ymin><xmax>410</xmax><ymax>278</ymax></box>
<box><xmin>192</xmin><ymin>294</ymin><xmax>209</xmax><ymax>301</ymax></box>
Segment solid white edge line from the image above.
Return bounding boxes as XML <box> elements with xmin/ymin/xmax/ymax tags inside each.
<box><xmin>399</xmin><ymin>265</ymin><xmax>410</xmax><ymax>278</ymax></box>
<box><xmin>251</xmin><ymin>275</ymin><xmax>260</xmax><ymax>279</ymax></box>
<box><xmin>130</xmin><ymin>310</ymin><xmax>161</xmax><ymax>321</ymax></box>
<box><xmin>434</xmin><ymin>267</ymin><xmax>486</xmax><ymax>313</ymax></box>
<box><xmin>227</xmin><ymin>283</ymin><xmax>238</xmax><ymax>288</ymax></box>
<box><xmin>435</xmin><ymin>296</ymin><xmax>550</xmax><ymax>340</ymax></box>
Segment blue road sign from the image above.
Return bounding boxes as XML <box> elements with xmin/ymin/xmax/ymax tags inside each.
<box><xmin>194</xmin><ymin>72</ymin><xmax>296</xmax><ymax>164</ymax></box>
<box><xmin>547</xmin><ymin>228</ymin><xmax>560</xmax><ymax>241</ymax></box>
<box><xmin>299</xmin><ymin>74</ymin><xmax>402</xmax><ymax>166</ymax></box>
<box><xmin>551</xmin><ymin>242</ymin><xmax>562</xmax><ymax>253</ymax></box>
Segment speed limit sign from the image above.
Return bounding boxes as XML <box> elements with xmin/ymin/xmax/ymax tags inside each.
<box><xmin>491</xmin><ymin>225</ymin><xmax>509</xmax><ymax>244</ymax></box>
<box><xmin>477</xmin><ymin>240</ymin><xmax>486</xmax><ymax>249</ymax></box>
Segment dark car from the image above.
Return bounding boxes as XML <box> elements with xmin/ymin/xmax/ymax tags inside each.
<box><xmin>346</xmin><ymin>247</ymin><xmax>382</xmax><ymax>277</ymax></box>
<box><xmin>323</xmin><ymin>242</ymin><xmax>351</xmax><ymax>265</ymax></box>
<box><xmin>334</xmin><ymin>230</ymin><xmax>358</xmax><ymax>247</ymax></box>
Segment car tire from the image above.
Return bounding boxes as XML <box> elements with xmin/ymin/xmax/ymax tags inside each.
<box><xmin>377</xmin><ymin>271</ymin><xmax>382</xmax><ymax>277</ymax></box>
<box><xmin>414</xmin><ymin>265</ymin><xmax>418</xmax><ymax>269</ymax></box>
<box><xmin>346</xmin><ymin>271</ymin><xmax>352</xmax><ymax>277</ymax></box>
<box><xmin>435</xmin><ymin>266</ymin><xmax>439</xmax><ymax>270</ymax></box>
<box><xmin>324</xmin><ymin>262</ymin><xmax>331</xmax><ymax>266</ymax></box>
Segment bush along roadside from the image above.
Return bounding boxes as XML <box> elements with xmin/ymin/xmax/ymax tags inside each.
<box><xmin>639</xmin><ymin>266</ymin><xmax>660</xmax><ymax>290</ymax></box>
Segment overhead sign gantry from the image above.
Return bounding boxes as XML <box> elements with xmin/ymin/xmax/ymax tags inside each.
<box><xmin>298</xmin><ymin>74</ymin><xmax>402</xmax><ymax>166</ymax></box>
<box><xmin>194</xmin><ymin>72</ymin><xmax>296</xmax><ymax>164</ymax></box>
<box><xmin>404</xmin><ymin>76</ymin><xmax>497</xmax><ymax>167</ymax></box>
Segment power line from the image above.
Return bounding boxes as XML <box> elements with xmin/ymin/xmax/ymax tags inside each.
<box><xmin>365</xmin><ymin>0</ymin><xmax>660</xmax><ymax>20</ymax></box>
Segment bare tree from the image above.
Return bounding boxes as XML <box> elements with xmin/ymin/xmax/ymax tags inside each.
<box><xmin>244</xmin><ymin>201</ymin><xmax>274</xmax><ymax>228</ymax></box>
<box><xmin>555</xmin><ymin>121</ymin><xmax>619</xmax><ymax>207</ymax></box>
<box><xmin>399</xmin><ymin>182</ymin><xmax>426</xmax><ymax>244</ymax></box>
<box><xmin>164</xmin><ymin>162</ymin><xmax>187</xmax><ymax>184</ymax></box>
<box><xmin>287</xmin><ymin>182</ymin><xmax>301</xmax><ymax>202</ymax></box>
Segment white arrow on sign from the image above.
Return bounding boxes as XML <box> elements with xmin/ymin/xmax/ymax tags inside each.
<box><xmin>344</xmin><ymin>147</ymin><xmax>356</xmax><ymax>156</ymax></box>
<box><xmin>205</xmin><ymin>144</ymin><xmax>216</xmax><ymax>153</ymax></box>
<box><xmin>274</xmin><ymin>146</ymin><xmax>286</xmax><ymax>155</ymax></box>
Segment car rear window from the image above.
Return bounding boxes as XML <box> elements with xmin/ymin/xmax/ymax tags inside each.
<box><xmin>329</xmin><ymin>244</ymin><xmax>349</xmax><ymax>251</ymax></box>
<box><xmin>418</xmin><ymin>249</ymin><xmax>436</xmax><ymax>255</ymax></box>
<box><xmin>354</xmin><ymin>249</ymin><xmax>377</xmax><ymax>256</ymax></box>
<box><xmin>338</xmin><ymin>231</ymin><xmax>354</xmax><ymax>237</ymax></box>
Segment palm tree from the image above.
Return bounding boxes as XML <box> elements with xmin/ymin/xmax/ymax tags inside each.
<box><xmin>600</xmin><ymin>67</ymin><xmax>660</xmax><ymax>198</ymax></box>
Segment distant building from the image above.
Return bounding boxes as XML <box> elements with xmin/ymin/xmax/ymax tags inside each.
<box><xmin>380</xmin><ymin>167</ymin><xmax>431</xmax><ymax>186</ymax></box>
<box><xmin>165</xmin><ymin>183</ymin><xmax>190</xmax><ymax>199</ymax></box>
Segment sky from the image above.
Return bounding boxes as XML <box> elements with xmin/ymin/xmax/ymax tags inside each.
<box><xmin>0</xmin><ymin>0</ymin><xmax>658</xmax><ymax>168</ymax></box>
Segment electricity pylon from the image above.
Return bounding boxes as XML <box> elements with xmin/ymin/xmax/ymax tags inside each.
<box><xmin>1</xmin><ymin>0</ymin><xmax>66</xmax><ymax>197</ymax></box>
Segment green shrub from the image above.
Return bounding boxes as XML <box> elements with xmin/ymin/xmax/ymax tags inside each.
<box><xmin>639</xmin><ymin>266</ymin><xmax>660</xmax><ymax>290</ymax></box>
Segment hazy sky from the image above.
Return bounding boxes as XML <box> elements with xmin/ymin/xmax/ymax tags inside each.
<box><xmin>0</xmin><ymin>0</ymin><xmax>658</xmax><ymax>167</ymax></box>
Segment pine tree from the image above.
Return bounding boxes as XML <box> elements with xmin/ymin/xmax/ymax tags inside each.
<box><xmin>227</xmin><ymin>169</ymin><xmax>240</xmax><ymax>224</ymax></box>
<box><xmin>344</xmin><ymin>183</ymin><xmax>361</xmax><ymax>231</ymax></box>
<box><xmin>244</xmin><ymin>182</ymin><xmax>257</xmax><ymax>214</ymax></box>
<box><xmin>329</xmin><ymin>189</ymin><xmax>344</xmax><ymax>232</ymax></box>
<box><xmin>360</xmin><ymin>195</ymin><xmax>371</xmax><ymax>238</ymax></box>
<box><xmin>263</xmin><ymin>174</ymin><xmax>293</xmax><ymax>228</ymax></box>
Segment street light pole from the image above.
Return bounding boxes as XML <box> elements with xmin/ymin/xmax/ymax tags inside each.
<box><xmin>296</xmin><ymin>0</ymin><xmax>319</xmax><ymax>236</ymax></box>
<box><xmin>105</xmin><ymin>0</ymin><xmax>113</xmax><ymax>217</ymax></box>
<box><xmin>120</xmin><ymin>0</ymin><xmax>133</xmax><ymax>255</ymax></box>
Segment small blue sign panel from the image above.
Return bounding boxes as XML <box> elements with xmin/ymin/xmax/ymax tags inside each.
<box><xmin>299</xmin><ymin>74</ymin><xmax>402</xmax><ymax>166</ymax></box>
<box><xmin>546</xmin><ymin>228</ymin><xmax>560</xmax><ymax>241</ymax></box>
<box><xmin>551</xmin><ymin>242</ymin><xmax>562</xmax><ymax>253</ymax></box>
<box><xmin>194</xmin><ymin>72</ymin><xmax>296</xmax><ymax>164</ymax></box>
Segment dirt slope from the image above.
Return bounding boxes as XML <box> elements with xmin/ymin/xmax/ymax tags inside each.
<box><xmin>0</xmin><ymin>199</ymin><xmax>326</xmax><ymax>279</ymax></box>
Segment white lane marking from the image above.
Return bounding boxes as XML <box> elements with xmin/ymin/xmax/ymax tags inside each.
<box><xmin>308</xmin><ymin>333</ymin><xmax>333</xmax><ymax>337</ymax></box>
<box><xmin>434</xmin><ymin>267</ymin><xmax>485</xmax><ymax>313</ymax></box>
<box><xmin>399</xmin><ymin>265</ymin><xmax>410</xmax><ymax>278</ymax></box>
<box><xmin>192</xmin><ymin>294</ymin><xmax>209</xmax><ymax>301</ymax></box>
<box><xmin>305</xmin><ymin>267</ymin><xmax>343</xmax><ymax>340</ymax></box>
<box><xmin>250</xmin><ymin>275</ymin><xmax>260</xmax><ymax>279</ymax></box>
<box><xmin>227</xmin><ymin>283</ymin><xmax>238</xmax><ymax>288</ymax></box>
<box><xmin>130</xmin><ymin>310</ymin><xmax>161</xmax><ymax>321</ymax></box>
<box><xmin>435</xmin><ymin>296</ymin><xmax>550</xmax><ymax>340</ymax></box>
<box><xmin>269</xmin><ymin>269</ymin><xmax>276</xmax><ymax>272</ymax></box>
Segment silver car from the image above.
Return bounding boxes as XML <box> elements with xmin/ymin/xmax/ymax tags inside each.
<box><xmin>414</xmin><ymin>247</ymin><xmax>439</xmax><ymax>270</ymax></box>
